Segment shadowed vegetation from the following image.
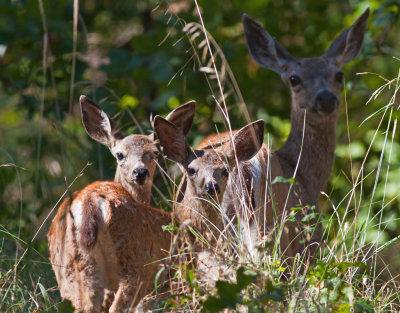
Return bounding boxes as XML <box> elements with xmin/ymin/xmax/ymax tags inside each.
<box><xmin>0</xmin><ymin>0</ymin><xmax>400</xmax><ymax>311</ymax></box>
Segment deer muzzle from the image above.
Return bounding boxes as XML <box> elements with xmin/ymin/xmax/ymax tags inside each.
<box><xmin>205</xmin><ymin>182</ymin><xmax>220</xmax><ymax>196</ymax></box>
<box><xmin>313</xmin><ymin>90</ymin><xmax>338</xmax><ymax>115</ymax></box>
<box><xmin>132</xmin><ymin>168</ymin><xmax>149</xmax><ymax>185</ymax></box>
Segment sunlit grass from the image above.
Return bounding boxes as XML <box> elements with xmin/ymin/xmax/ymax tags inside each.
<box><xmin>1</xmin><ymin>1</ymin><xmax>400</xmax><ymax>312</ymax></box>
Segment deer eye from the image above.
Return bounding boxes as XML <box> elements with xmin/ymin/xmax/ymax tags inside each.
<box><xmin>222</xmin><ymin>168</ymin><xmax>229</xmax><ymax>177</ymax></box>
<box><xmin>335</xmin><ymin>72</ymin><xmax>344</xmax><ymax>84</ymax></box>
<box><xmin>289</xmin><ymin>75</ymin><xmax>301</xmax><ymax>87</ymax></box>
<box><xmin>116</xmin><ymin>152</ymin><xmax>124</xmax><ymax>161</ymax></box>
<box><xmin>187</xmin><ymin>167</ymin><xmax>197</xmax><ymax>177</ymax></box>
<box><xmin>148</xmin><ymin>150</ymin><xmax>159</xmax><ymax>159</ymax></box>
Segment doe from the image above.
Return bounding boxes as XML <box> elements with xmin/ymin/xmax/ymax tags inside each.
<box><xmin>235</xmin><ymin>8</ymin><xmax>370</xmax><ymax>259</ymax></box>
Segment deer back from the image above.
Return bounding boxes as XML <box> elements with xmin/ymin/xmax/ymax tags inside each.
<box><xmin>47</xmin><ymin>181</ymin><xmax>171</xmax><ymax>312</ymax></box>
<box><xmin>47</xmin><ymin>97</ymin><xmax>196</xmax><ymax>312</ymax></box>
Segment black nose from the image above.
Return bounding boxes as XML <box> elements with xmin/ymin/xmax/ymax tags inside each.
<box><xmin>133</xmin><ymin>168</ymin><xmax>149</xmax><ymax>181</ymax></box>
<box><xmin>205</xmin><ymin>182</ymin><xmax>220</xmax><ymax>196</ymax></box>
<box><xmin>315</xmin><ymin>90</ymin><xmax>337</xmax><ymax>114</ymax></box>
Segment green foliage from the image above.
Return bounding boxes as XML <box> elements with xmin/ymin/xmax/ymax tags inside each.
<box><xmin>272</xmin><ymin>176</ymin><xmax>296</xmax><ymax>184</ymax></box>
<box><xmin>1</xmin><ymin>0</ymin><xmax>400</xmax><ymax>311</ymax></box>
<box><xmin>162</xmin><ymin>224</ymin><xmax>178</xmax><ymax>232</ymax></box>
<box><xmin>0</xmin><ymin>225</ymin><xmax>61</xmax><ymax>311</ymax></box>
<box><xmin>200</xmin><ymin>259</ymin><xmax>376</xmax><ymax>313</ymax></box>
<box><xmin>203</xmin><ymin>268</ymin><xmax>257</xmax><ymax>312</ymax></box>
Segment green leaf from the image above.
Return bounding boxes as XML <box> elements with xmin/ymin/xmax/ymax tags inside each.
<box><xmin>338</xmin><ymin>303</ymin><xmax>351</xmax><ymax>313</ymax></box>
<box><xmin>119</xmin><ymin>94</ymin><xmax>139</xmax><ymax>109</ymax></box>
<box><xmin>162</xmin><ymin>224</ymin><xmax>177</xmax><ymax>232</ymax></box>
<box><xmin>290</xmin><ymin>206</ymin><xmax>303</xmax><ymax>212</ymax></box>
<box><xmin>37</xmin><ymin>282</ymin><xmax>50</xmax><ymax>306</ymax></box>
<box><xmin>272</xmin><ymin>176</ymin><xmax>295</xmax><ymax>184</ymax></box>
<box><xmin>301</xmin><ymin>212</ymin><xmax>319</xmax><ymax>223</ymax></box>
<box><xmin>262</xmin><ymin>280</ymin><xmax>285</xmax><ymax>302</ymax></box>
<box><xmin>216</xmin><ymin>280</ymin><xmax>239</xmax><ymax>303</ymax></box>
<box><xmin>154</xmin><ymin>266</ymin><xmax>165</xmax><ymax>295</ymax></box>
<box><xmin>203</xmin><ymin>296</ymin><xmax>228</xmax><ymax>313</ymax></box>
<box><xmin>203</xmin><ymin>268</ymin><xmax>256</xmax><ymax>312</ymax></box>
<box><xmin>59</xmin><ymin>299</ymin><xmax>75</xmax><ymax>312</ymax></box>
<box><xmin>342</xmin><ymin>286</ymin><xmax>354</xmax><ymax>304</ymax></box>
<box><xmin>186</xmin><ymin>270</ymin><xmax>195</xmax><ymax>284</ymax></box>
<box><xmin>355</xmin><ymin>300</ymin><xmax>374</xmax><ymax>313</ymax></box>
<box><xmin>168</xmin><ymin>96</ymin><xmax>181</xmax><ymax>109</ymax></box>
<box><xmin>236</xmin><ymin>267</ymin><xmax>256</xmax><ymax>290</ymax></box>
<box><xmin>331</xmin><ymin>261</ymin><xmax>367</xmax><ymax>275</ymax></box>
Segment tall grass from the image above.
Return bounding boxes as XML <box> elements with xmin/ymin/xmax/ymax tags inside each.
<box><xmin>1</xmin><ymin>1</ymin><xmax>400</xmax><ymax>312</ymax></box>
<box><xmin>149</xmin><ymin>2</ymin><xmax>400</xmax><ymax>312</ymax></box>
<box><xmin>0</xmin><ymin>225</ymin><xmax>66</xmax><ymax>312</ymax></box>
<box><xmin>153</xmin><ymin>72</ymin><xmax>400</xmax><ymax>312</ymax></box>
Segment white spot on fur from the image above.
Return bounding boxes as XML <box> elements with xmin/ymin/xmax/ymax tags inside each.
<box><xmin>71</xmin><ymin>200</ymin><xmax>83</xmax><ymax>227</ymax></box>
<box><xmin>97</xmin><ymin>198</ymin><xmax>108</xmax><ymax>221</ymax></box>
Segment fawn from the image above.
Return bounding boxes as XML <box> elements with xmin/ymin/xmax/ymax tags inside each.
<box><xmin>47</xmin><ymin>96</ymin><xmax>195</xmax><ymax>312</ymax></box>
<box><xmin>154</xmin><ymin>116</ymin><xmax>268</xmax><ymax>284</ymax></box>
<box><xmin>153</xmin><ymin>116</ymin><xmax>265</xmax><ymax>244</ymax></box>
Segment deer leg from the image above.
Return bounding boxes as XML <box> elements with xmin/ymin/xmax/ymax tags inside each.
<box><xmin>108</xmin><ymin>279</ymin><xmax>142</xmax><ymax>313</ymax></box>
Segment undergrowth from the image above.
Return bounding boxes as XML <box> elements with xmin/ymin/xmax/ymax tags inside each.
<box><xmin>1</xmin><ymin>1</ymin><xmax>400</xmax><ymax>312</ymax></box>
<box><xmin>145</xmin><ymin>2</ymin><xmax>400</xmax><ymax>312</ymax></box>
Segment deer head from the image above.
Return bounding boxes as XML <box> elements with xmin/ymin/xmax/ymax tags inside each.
<box><xmin>154</xmin><ymin>116</ymin><xmax>265</xmax><ymax>229</ymax></box>
<box><xmin>242</xmin><ymin>8</ymin><xmax>369</xmax><ymax>127</ymax></box>
<box><xmin>80</xmin><ymin>95</ymin><xmax>196</xmax><ymax>204</ymax></box>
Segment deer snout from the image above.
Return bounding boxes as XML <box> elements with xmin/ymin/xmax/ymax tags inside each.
<box><xmin>205</xmin><ymin>182</ymin><xmax>220</xmax><ymax>196</ymax></box>
<box><xmin>314</xmin><ymin>90</ymin><xmax>338</xmax><ymax>115</ymax></box>
<box><xmin>132</xmin><ymin>168</ymin><xmax>149</xmax><ymax>184</ymax></box>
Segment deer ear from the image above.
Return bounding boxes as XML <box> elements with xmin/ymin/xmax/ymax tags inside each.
<box><xmin>80</xmin><ymin>95</ymin><xmax>123</xmax><ymax>147</ymax></box>
<box><xmin>323</xmin><ymin>8</ymin><xmax>369</xmax><ymax>68</ymax></box>
<box><xmin>228</xmin><ymin>119</ymin><xmax>264</xmax><ymax>163</ymax></box>
<box><xmin>165</xmin><ymin>100</ymin><xmax>196</xmax><ymax>137</ymax></box>
<box><xmin>153</xmin><ymin>116</ymin><xmax>188</xmax><ymax>165</ymax></box>
<box><xmin>242</xmin><ymin>14</ymin><xmax>295</xmax><ymax>74</ymax></box>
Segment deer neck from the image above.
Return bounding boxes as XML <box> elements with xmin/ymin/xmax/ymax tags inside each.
<box><xmin>114</xmin><ymin>169</ymin><xmax>152</xmax><ymax>205</ymax></box>
<box><xmin>175</xmin><ymin>183</ymin><xmax>223</xmax><ymax>241</ymax></box>
<box><xmin>277</xmin><ymin>108</ymin><xmax>337</xmax><ymax>202</ymax></box>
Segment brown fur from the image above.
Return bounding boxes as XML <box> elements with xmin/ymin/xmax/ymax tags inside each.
<box><xmin>172</xmin><ymin>9</ymin><xmax>369</xmax><ymax>262</ymax></box>
<box><xmin>154</xmin><ymin>118</ymin><xmax>265</xmax><ymax>245</ymax></box>
<box><xmin>238</xmin><ymin>9</ymin><xmax>369</xmax><ymax>259</ymax></box>
<box><xmin>47</xmin><ymin>97</ymin><xmax>196</xmax><ymax>312</ymax></box>
<box><xmin>177</xmin><ymin>132</ymin><xmax>293</xmax><ymax>256</ymax></box>
<box><xmin>47</xmin><ymin>182</ymin><xmax>171</xmax><ymax>312</ymax></box>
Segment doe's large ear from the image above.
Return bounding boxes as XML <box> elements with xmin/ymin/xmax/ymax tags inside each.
<box><xmin>242</xmin><ymin>14</ymin><xmax>295</xmax><ymax>74</ymax></box>
<box><xmin>228</xmin><ymin>119</ymin><xmax>265</xmax><ymax>163</ymax></box>
<box><xmin>165</xmin><ymin>100</ymin><xmax>196</xmax><ymax>137</ymax></box>
<box><xmin>323</xmin><ymin>8</ymin><xmax>369</xmax><ymax>68</ymax></box>
<box><xmin>153</xmin><ymin>116</ymin><xmax>188</xmax><ymax>165</ymax></box>
<box><xmin>80</xmin><ymin>95</ymin><xmax>123</xmax><ymax>147</ymax></box>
